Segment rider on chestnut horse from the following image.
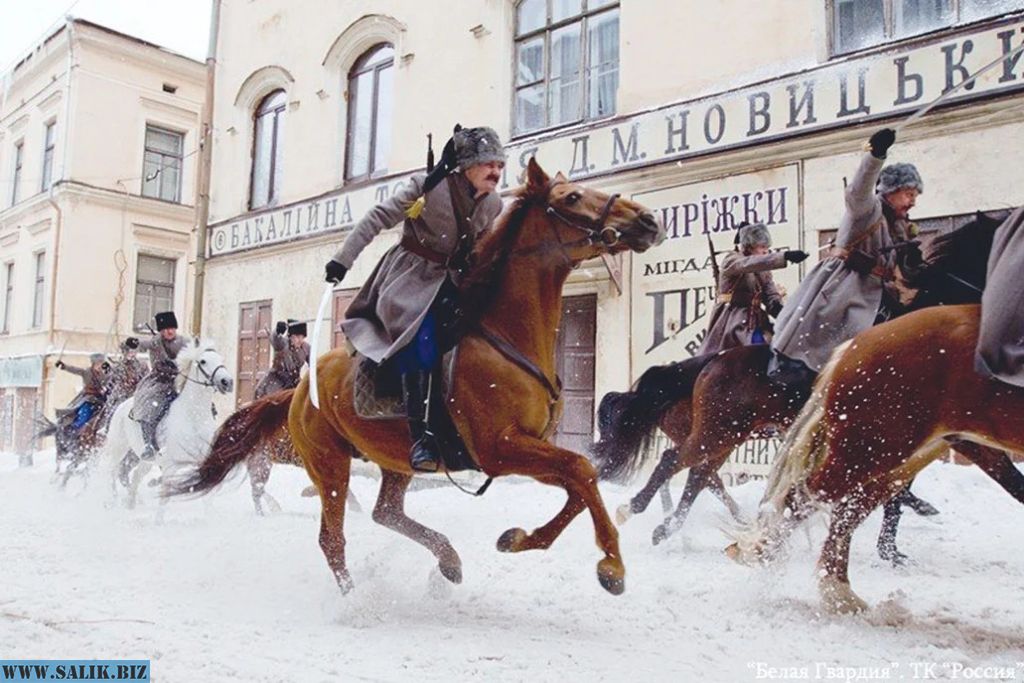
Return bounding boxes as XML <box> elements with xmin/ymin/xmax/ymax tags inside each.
<box><xmin>321</xmin><ymin>126</ymin><xmax>505</xmax><ymax>473</ymax></box>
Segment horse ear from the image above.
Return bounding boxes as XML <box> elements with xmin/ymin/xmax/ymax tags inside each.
<box><xmin>552</xmin><ymin>171</ymin><xmax>568</xmax><ymax>184</ymax></box>
<box><xmin>525</xmin><ymin>156</ymin><xmax>549</xmax><ymax>194</ymax></box>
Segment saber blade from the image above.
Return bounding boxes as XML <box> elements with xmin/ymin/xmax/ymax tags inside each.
<box><xmin>308</xmin><ymin>283</ymin><xmax>335</xmax><ymax>410</ymax></box>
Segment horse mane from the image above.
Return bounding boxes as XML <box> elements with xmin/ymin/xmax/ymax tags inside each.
<box><xmin>924</xmin><ymin>210</ymin><xmax>1006</xmax><ymax>270</ymax></box>
<box><xmin>457</xmin><ymin>188</ymin><xmax>538</xmax><ymax>327</ymax></box>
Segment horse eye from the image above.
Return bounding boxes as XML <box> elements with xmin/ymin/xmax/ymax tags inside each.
<box><xmin>200</xmin><ymin>360</ymin><xmax>207</xmax><ymax>366</ymax></box>
<box><xmin>565</xmin><ymin>192</ymin><xmax>581</xmax><ymax>205</ymax></box>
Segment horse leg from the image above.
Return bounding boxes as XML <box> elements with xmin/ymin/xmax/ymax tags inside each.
<box><xmin>246</xmin><ymin>449</ymin><xmax>272</xmax><ymax>516</ymax></box>
<box><xmin>299</xmin><ymin>430</ymin><xmax>356</xmax><ymax>593</ymax></box>
<box><xmin>893</xmin><ymin>479</ymin><xmax>939</xmax><ymax>516</ymax></box>
<box><xmin>652</xmin><ymin>461</ymin><xmax>719</xmax><ymax>545</ymax></box>
<box><xmin>876</xmin><ymin>494</ymin><xmax>907</xmax><ymax>566</ymax></box>
<box><xmin>492</xmin><ymin>429</ymin><xmax>624</xmax><ymax>595</ymax></box>
<box><xmin>372</xmin><ymin>470</ymin><xmax>463</xmax><ymax>584</ymax></box>
<box><xmin>659</xmin><ymin>483</ymin><xmax>673</xmax><ymax>514</ymax></box>
<box><xmin>706</xmin><ymin>471</ymin><xmax>743</xmax><ymax>521</ymax></box>
<box><xmin>617</xmin><ymin>448</ymin><xmax>687</xmax><ymax>524</ymax></box>
<box><xmin>954</xmin><ymin>441</ymin><xmax>1024</xmax><ymax>505</ymax></box>
<box><xmin>127</xmin><ymin>461</ymin><xmax>154</xmax><ymax>510</ymax></box>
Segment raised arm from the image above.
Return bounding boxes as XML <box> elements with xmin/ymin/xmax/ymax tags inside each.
<box><xmin>332</xmin><ymin>175</ymin><xmax>425</xmax><ymax>269</ymax></box>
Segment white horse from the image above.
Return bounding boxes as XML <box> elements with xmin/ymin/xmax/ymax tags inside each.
<box><xmin>103</xmin><ymin>338</ymin><xmax>234</xmax><ymax>512</ymax></box>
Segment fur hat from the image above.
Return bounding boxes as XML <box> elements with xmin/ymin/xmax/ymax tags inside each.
<box><xmin>89</xmin><ymin>352</ymin><xmax>106</xmax><ymax>364</ymax></box>
<box><xmin>155</xmin><ymin>311</ymin><xmax>178</xmax><ymax>331</ymax></box>
<box><xmin>877</xmin><ymin>163</ymin><xmax>923</xmax><ymax>196</ymax></box>
<box><xmin>735</xmin><ymin>222</ymin><xmax>772</xmax><ymax>251</ymax></box>
<box><xmin>454</xmin><ymin>126</ymin><xmax>506</xmax><ymax>169</ymax></box>
<box><xmin>287</xmin><ymin>320</ymin><xmax>307</xmax><ymax>337</ymax></box>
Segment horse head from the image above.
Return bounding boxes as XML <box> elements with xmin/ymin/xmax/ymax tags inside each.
<box><xmin>518</xmin><ymin>156</ymin><xmax>664</xmax><ymax>261</ymax></box>
<box><xmin>175</xmin><ymin>338</ymin><xmax>234</xmax><ymax>395</ymax></box>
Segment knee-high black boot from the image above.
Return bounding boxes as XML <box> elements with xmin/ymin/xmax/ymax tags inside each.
<box><xmin>402</xmin><ymin>370</ymin><xmax>440</xmax><ymax>472</ymax></box>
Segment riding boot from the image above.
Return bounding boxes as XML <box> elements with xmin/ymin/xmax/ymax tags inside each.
<box><xmin>402</xmin><ymin>370</ymin><xmax>441</xmax><ymax>473</ymax></box>
<box><xmin>139</xmin><ymin>420</ymin><xmax>160</xmax><ymax>461</ymax></box>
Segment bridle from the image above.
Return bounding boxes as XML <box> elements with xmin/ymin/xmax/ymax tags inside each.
<box><xmin>179</xmin><ymin>351</ymin><xmax>226</xmax><ymax>388</ymax></box>
<box><xmin>543</xmin><ymin>181</ymin><xmax>622</xmax><ymax>249</ymax></box>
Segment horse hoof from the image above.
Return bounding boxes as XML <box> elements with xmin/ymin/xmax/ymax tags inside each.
<box><xmin>819</xmin><ymin>577</ymin><xmax>869</xmax><ymax>615</ymax></box>
<box><xmin>336</xmin><ymin>572</ymin><xmax>355</xmax><ymax>595</ymax></box>
<box><xmin>439</xmin><ymin>563</ymin><xmax>463</xmax><ymax>585</ymax></box>
<box><xmin>301</xmin><ymin>485</ymin><xmax>318</xmax><ymax>498</ymax></box>
<box><xmin>615</xmin><ymin>504</ymin><xmax>633</xmax><ymax>526</ymax></box>
<box><xmin>597</xmin><ymin>558</ymin><xmax>625</xmax><ymax>596</ymax></box>
<box><xmin>652</xmin><ymin>524</ymin><xmax>669</xmax><ymax>546</ymax></box>
<box><xmin>496</xmin><ymin>528</ymin><xmax>528</xmax><ymax>553</ymax></box>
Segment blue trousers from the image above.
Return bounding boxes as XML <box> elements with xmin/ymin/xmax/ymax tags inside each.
<box><xmin>395</xmin><ymin>311</ymin><xmax>440</xmax><ymax>374</ymax></box>
<box><xmin>72</xmin><ymin>402</ymin><xmax>97</xmax><ymax>429</ymax></box>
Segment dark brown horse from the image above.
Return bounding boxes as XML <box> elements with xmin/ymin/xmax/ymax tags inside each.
<box><xmin>167</xmin><ymin>159</ymin><xmax>663</xmax><ymax>595</ymax></box>
<box><xmin>727</xmin><ymin>304</ymin><xmax>1024</xmax><ymax>613</ymax></box>
<box><xmin>591</xmin><ymin>211</ymin><xmax>1010</xmax><ymax>551</ymax></box>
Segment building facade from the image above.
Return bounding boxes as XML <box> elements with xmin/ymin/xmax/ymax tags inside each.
<box><xmin>203</xmin><ymin>0</ymin><xmax>1024</xmax><ymax>468</ymax></box>
<box><xmin>0</xmin><ymin>20</ymin><xmax>205</xmax><ymax>455</ymax></box>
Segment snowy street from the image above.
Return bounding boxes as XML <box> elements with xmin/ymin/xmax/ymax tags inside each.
<box><xmin>2</xmin><ymin>453</ymin><xmax>1022</xmax><ymax>682</ymax></box>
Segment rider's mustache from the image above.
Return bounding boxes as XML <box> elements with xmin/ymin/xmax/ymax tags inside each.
<box><xmin>486</xmin><ymin>174</ymin><xmax>500</xmax><ymax>183</ymax></box>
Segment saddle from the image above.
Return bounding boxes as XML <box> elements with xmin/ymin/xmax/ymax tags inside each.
<box><xmin>352</xmin><ymin>351</ymin><xmax>478</xmax><ymax>472</ymax></box>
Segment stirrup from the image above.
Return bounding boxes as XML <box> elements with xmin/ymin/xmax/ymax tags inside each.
<box><xmin>409</xmin><ymin>437</ymin><xmax>441</xmax><ymax>473</ymax></box>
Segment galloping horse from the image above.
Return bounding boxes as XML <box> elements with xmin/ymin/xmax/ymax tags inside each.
<box><xmin>105</xmin><ymin>339</ymin><xmax>234</xmax><ymax>510</ymax></box>
<box><xmin>591</xmin><ymin>212</ymin><xmax>1011</xmax><ymax>550</ymax></box>
<box><xmin>726</xmin><ymin>304</ymin><xmax>1024</xmax><ymax>613</ymax></box>
<box><xmin>167</xmin><ymin>159</ymin><xmax>664</xmax><ymax>594</ymax></box>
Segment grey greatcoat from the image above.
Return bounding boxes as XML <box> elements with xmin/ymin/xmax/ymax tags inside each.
<box><xmin>61</xmin><ymin>364</ymin><xmax>107</xmax><ymax>411</ymax></box>
<box><xmin>698</xmin><ymin>250</ymin><xmax>786</xmax><ymax>355</ymax></box>
<box><xmin>333</xmin><ymin>172</ymin><xmax>503</xmax><ymax>363</ymax></box>
<box><xmin>771</xmin><ymin>152</ymin><xmax>911</xmax><ymax>372</ymax></box>
<box><xmin>130</xmin><ymin>335</ymin><xmax>187</xmax><ymax>423</ymax></box>
<box><xmin>976</xmin><ymin>206</ymin><xmax>1024</xmax><ymax>387</ymax></box>
<box><xmin>254</xmin><ymin>332</ymin><xmax>310</xmax><ymax>398</ymax></box>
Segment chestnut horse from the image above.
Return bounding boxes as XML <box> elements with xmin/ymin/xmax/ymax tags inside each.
<box><xmin>591</xmin><ymin>211</ymin><xmax>1009</xmax><ymax>550</ymax></box>
<box><xmin>727</xmin><ymin>304</ymin><xmax>1024</xmax><ymax>613</ymax></box>
<box><xmin>167</xmin><ymin>158</ymin><xmax>664</xmax><ymax>594</ymax></box>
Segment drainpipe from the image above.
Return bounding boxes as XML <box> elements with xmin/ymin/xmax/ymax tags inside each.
<box><xmin>47</xmin><ymin>17</ymin><xmax>74</xmax><ymax>348</ymax></box>
<box><xmin>191</xmin><ymin>0</ymin><xmax>221</xmax><ymax>336</ymax></box>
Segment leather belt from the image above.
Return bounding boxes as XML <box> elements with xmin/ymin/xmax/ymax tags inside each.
<box><xmin>400</xmin><ymin>234</ymin><xmax>448</xmax><ymax>265</ymax></box>
<box><xmin>716</xmin><ymin>292</ymin><xmax>754</xmax><ymax>307</ymax></box>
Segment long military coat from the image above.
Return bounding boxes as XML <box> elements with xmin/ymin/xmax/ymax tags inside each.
<box><xmin>771</xmin><ymin>153</ymin><xmax>911</xmax><ymax>372</ymax></box>
<box><xmin>130</xmin><ymin>334</ymin><xmax>187</xmax><ymax>423</ymax></box>
<box><xmin>698</xmin><ymin>250</ymin><xmax>786</xmax><ymax>354</ymax></box>
<box><xmin>255</xmin><ymin>332</ymin><xmax>310</xmax><ymax>398</ymax></box>
<box><xmin>61</xmin><ymin>363</ymin><xmax>107</xmax><ymax>410</ymax></box>
<box><xmin>976</xmin><ymin>205</ymin><xmax>1024</xmax><ymax>387</ymax></box>
<box><xmin>333</xmin><ymin>172</ymin><xmax>502</xmax><ymax>363</ymax></box>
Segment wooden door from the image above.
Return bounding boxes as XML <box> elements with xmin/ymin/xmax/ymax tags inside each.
<box><xmin>331</xmin><ymin>289</ymin><xmax>358</xmax><ymax>349</ymax></box>
<box><xmin>236</xmin><ymin>300</ymin><xmax>273</xmax><ymax>406</ymax></box>
<box><xmin>552</xmin><ymin>294</ymin><xmax>597</xmax><ymax>454</ymax></box>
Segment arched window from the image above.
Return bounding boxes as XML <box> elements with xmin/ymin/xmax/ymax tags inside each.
<box><xmin>345</xmin><ymin>44</ymin><xmax>394</xmax><ymax>181</ymax></box>
<box><xmin>250</xmin><ymin>90</ymin><xmax>286</xmax><ymax>209</ymax></box>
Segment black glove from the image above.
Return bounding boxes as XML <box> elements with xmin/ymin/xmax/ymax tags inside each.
<box><xmin>766</xmin><ymin>300</ymin><xmax>784</xmax><ymax>318</ymax></box>
<box><xmin>125</xmin><ymin>337</ymin><xmax>140</xmax><ymax>350</ymax></box>
<box><xmin>784</xmin><ymin>250</ymin><xmax>809</xmax><ymax>264</ymax></box>
<box><xmin>101</xmin><ymin>362</ymin><xmax>111</xmax><ymax>371</ymax></box>
<box><xmin>276</xmin><ymin>321</ymin><xmax>288</xmax><ymax>335</ymax></box>
<box><xmin>869</xmin><ymin>128</ymin><xmax>896</xmax><ymax>159</ymax></box>
<box><xmin>902</xmin><ymin>242</ymin><xmax>924</xmax><ymax>268</ymax></box>
<box><xmin>55</xmin><ymin>360</ymin><xmax>65</xmax><ymax>370</ymax></box>
<box><xmin>325</xmin><ymin>260</ymin><xmax>347</xmax><ymax>284</ymax></box>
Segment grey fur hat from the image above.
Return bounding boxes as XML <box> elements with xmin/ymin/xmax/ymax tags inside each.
<box><xmin>90</xmin><ymin>353</ymin><xmax>106</xmax><ymax>364</ymax></box>
<box><xmin>877</xmin><ymin>163</ymin><xmax>923</xmax><ymax>196</ymax></box>
<box><xmin>736</xmin><ymin>222</ymin><xmax>772</xmax><ymax>250</ymax></box>
<box><xmin>454</xmin><ymin>126</ymin><xmax>506</xmax><ymax>168</ymax></box>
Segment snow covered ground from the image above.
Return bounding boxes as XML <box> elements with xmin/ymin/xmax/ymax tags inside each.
<box><xmin>2</xmin><ymin>451</ymin><xmax>1022</xmax><ymax>682</ymax></box>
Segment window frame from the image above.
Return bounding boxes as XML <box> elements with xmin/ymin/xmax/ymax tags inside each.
<box><xmin>11</xmin><ymin>140</ymin><xmax>24</xmax><ymax>206</ymax></box>
<box><xmin>40</xmin><ymin>121</ymin><xmax>56</xmax><ymax>192</ymax></box>
<box><xmin>141</xmin><ymin>124</ymin><xmax>185</xmax><ymax>203</ymax></box>
<box><xmin>344</xmin><ymin>43</ymin><xmax>395</xmax><ymax>183</ymax></box>
<box><xmin>512</xmin><ymin>0</ymin><xmax>621</xmax><ymax>139</ymax></box>
<box><xmin>132</xmin><ymin>253</ymin><xmax>177</xmax><ymax>332</ymax></box>
<box><xmin>2</xmin><ymin>261</ymin><xmax>13</xmax><ymax>334</ymax></box>
<box><xmin>829</xmin><ymin>0</ymin><xmax>1024</xmax><ymax>57</ymax></box>
<box><xmin>249</xmin><ymin>89</ymin><xmax>287</xmax><ymax>210</ymax></box>
<box><xmin>31</xmin><ymin>251</ymin><xmax>45</xmax><ymax>329</ymax></box>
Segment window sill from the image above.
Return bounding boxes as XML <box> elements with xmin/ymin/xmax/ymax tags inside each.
<box><xmin>509</xmin><ymin>112</ymin><xmax>618</xmax><ymax>145</ymax></box>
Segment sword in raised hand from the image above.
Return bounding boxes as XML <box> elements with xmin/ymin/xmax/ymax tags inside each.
<box><xmin>308</xmin><ymin>283</ymin><xmax>335</xmax><ymax>410</ymax></box>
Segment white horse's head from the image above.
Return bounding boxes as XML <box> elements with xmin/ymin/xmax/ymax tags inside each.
<box><xmin>175</xmin><ymin>338</ymin><xmax>234</xmax><ymax>395</ymax></box>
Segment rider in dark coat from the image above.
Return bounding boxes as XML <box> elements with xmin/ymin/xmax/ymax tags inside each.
<box><xmin>126</xmin><ymin>311</ymin><xmax>187</xmax><ymax>460</ymax></box>
<box><xmin>323</xmin><ymin>126</ymin><xmax>505</xmax><ymax>472</ymax></box>
<box><xmin>255</xmin><ymin>320</ymin><xmax>310</xmax><ymax>398</ymax></box>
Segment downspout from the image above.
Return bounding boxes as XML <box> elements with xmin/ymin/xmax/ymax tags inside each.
<box><xmin>191</xmin><ymin>0</ymin><xmax>221</xmax><ymax>335</ymax></box>
<box><xmin>47</xmin><ymin>17</ymin><xmax>74</xmax><ymax>347</ymax></box>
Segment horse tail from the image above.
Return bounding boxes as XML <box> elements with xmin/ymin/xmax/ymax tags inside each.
<box><xmin>163</xmin><ymin>389</ymin><xmax>294</xmax><ymax>498</ymax></box>
<box><xmin>591</xmin><ymin>353</ymin><xmax>717</xmax><ymax>483</ymax></box>
<box><xmin>728</xmin><ymin>342</ymin><xmax>851</xmax><ymax>564</ymax></box>
<box><xmin>34</xmin><ymin>416</ymin><xmax>57</xmax><ymax>440</ymax></box>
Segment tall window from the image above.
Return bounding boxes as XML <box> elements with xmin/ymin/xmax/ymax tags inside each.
<box><xmin>133</xmin><ymin>255</ymin><xmax>176</xmax><ymax>331</ymax></box>
<box><xmin>11</xmin><ymin>141</ymin><xmax>24</xmax><ymax>206</ymax></box>
<box><xmin>40</xmin><ymin>122</ymin><xmax>56</xmax><ymax>192</ymax></box>
<box><xmin>832</xmin><ymin>0</ymin><xmax>1024</xmax><ymax>55</ymax></box>
<box><xmin>345</xmin><ymin>44</ymin><xmax>394</xmax><ymax>182</ymax></box>
<box><xmin>2</xmin><ymin>262</ymin><xmax>13</xmax><ymax>334</ymax></box>
<box><xmin>142</xmin><ymin>125</ymin><xmax>184</xmax><ymax>202</ymax></box>
<box><xmin>514</xmin><ymin>0</ymin><xmax>620</xmax><ymax>137</ymax></box>
<box><xmin>31</xmin><ymin>252</ymin><xmax>45</xmax><ymax>329</ymax></box>
<box><xmin>250</xmin><ymin>90</ymin><xmax>286</xmax><ymax>209</ymax></box>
